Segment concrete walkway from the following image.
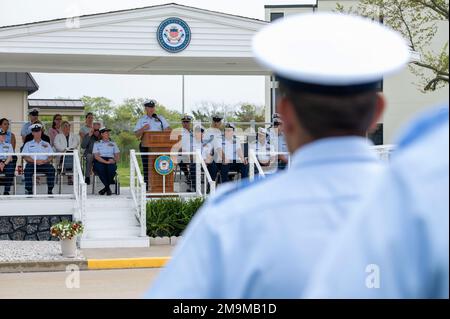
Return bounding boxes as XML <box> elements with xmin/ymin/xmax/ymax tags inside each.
<box><xmin>0</xmin><ymin>243</ymin><xmax>174</xmax><ymax>273</ymax></box>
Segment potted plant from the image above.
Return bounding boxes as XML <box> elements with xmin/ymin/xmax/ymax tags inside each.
<box><xmin>50</xmin><ymin>220</ymin><xmax>84</xmax><ymax>258</ymax></box>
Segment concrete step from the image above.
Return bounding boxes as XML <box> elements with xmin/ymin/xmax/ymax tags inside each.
<box><xmin>84</xmin><ymin>226</ymin><xmax>141</xmax><ymax>239</ymax></box>
<box><xmin>85</xmin><ymin>218</ymin><xmax>140</xmax><ymax>230</ymax></box>
<box><xmin>80</xmin><ymin>236</ymin><xmax>149</xmax><ymax>248</ymax></box>
<box><xmin>85</xmin><ymin>199</ymin><xmax>134</xmax><ymax>209</ymax></box>
<box><xmin>84</xmin><ymin>209</ymin><xmax>137</xmax><ymax>220</ymax></box>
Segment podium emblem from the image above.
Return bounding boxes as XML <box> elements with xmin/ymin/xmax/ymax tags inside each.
<box><xmin>157</xmin><ymin>17</ymin><xmax>191</xmax><ymax>53</ymax></box>
<box><xmin>154</xmin><ymin>155</ymin><xmax>175</xmax><ymax>176</ymax></box>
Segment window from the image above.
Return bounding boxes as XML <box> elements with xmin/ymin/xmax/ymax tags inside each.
<box><xmin>270</xmin><ymin>12</ymin><xmax>284</xmax><ymax>22</ymax></box>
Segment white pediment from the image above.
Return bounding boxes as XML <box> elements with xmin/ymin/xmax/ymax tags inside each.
<box><xmin>0</xmin><ymin>3</ymin><xmax>270</xmax><ymax>75</ymax></box>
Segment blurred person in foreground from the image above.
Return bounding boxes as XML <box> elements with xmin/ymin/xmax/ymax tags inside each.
<box><xmin>305</xmin><ymin>105</ymin><xmax>449</xmax><ymax>299</ymax></box>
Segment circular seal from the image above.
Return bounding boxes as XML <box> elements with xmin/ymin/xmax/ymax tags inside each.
<box><xmin>157</xmin><ymin>17</ymin><xmax>191</xmax><ymax>53</ymax></box>
<box><xmin>154</xmin><ymin>155</ymin><xmax>175</xmax><ymax>176</ymax></box>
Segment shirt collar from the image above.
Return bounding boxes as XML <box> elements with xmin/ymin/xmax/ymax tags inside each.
<box><xmin>290</xmin><ymin>136</ymin><xmax>379</xmax><ymax>169</ymax></box>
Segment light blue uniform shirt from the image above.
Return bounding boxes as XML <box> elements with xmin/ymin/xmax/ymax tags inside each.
<box><xmin>22</xmin><ymin>139</ymin><xmax>53</xmax><ymax>160</ymax></box>
<box><xmin>145</xmin><ymin>136</ymin><xmax>384</xmax><ymax>298</ymax></box>
<box><xmin>92</xmin><ymin>140</ymin><xmax>120</xmax><ymax>158</ymax></box>
<box><xmin>21</xmin><ymin>122</ymin><xmax>33</xmax><ymax>137</ymax></box>
<box><xmin>133</xmin><ymin>115</ymin><xmax>170</xmax><ymax>133</ymax></box>
<box><xmin>5</xmin><ymin>131</ymin><xmax>12</xmax><ymax>145</ymax></box>
<box><xmin>306</xmin><ymin>106</ymin><xmax>449</xmax><ymax>299</ymax></box>
<box><xmin>0</xmin><ymin>141</ymin><xmax>13</xmax><ymax>160</ymax></box>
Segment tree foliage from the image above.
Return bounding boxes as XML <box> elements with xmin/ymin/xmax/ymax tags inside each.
<box><xmin>337</xmin><ymin>0</ymin><xmax>449</xmax><ymax>92</ymax></box>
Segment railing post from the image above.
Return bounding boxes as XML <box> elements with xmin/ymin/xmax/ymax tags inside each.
<box><xmin>140</xmin><ymin>184</ymin><xmax>146</xmax><ymax>237</ymax></box>
<box><xmin>196</xmin><ymin>150</ymin><xmax>201</xmax><ymax>196</ymax></box>
<box><xmin>130</xmin><ymin>150</ymin><xmax>135</xmax><ymax>196</ymax></box>
<box><xmin>33</xmin><ymin>155</ymin><xmax>36</xmax><ymax>195</ymax></box>
<box><xmin>249</xmin><ymin>149</ymin><xmax>255</xmax><ymax>181</ymax></box>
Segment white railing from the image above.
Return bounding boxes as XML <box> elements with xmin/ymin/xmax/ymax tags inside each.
<box><xmin>0</xmin><ymin>151</ymin><xmax>87</xmax><ymax>220</ymax></box>
<box><xmin>248</xmin><ymin>149</ymin><xmax>266</xmax><ymax>181</ymax></box>
<box><xmin>133</xmin><ymin>151</ymin><xmax>216</xmax><ymax>197</ymax></box>
<box><xmin>73</xmin><ymin>151</ymin><xmax>87</xmax><ymax>222</ymax></box>
<box><xmin>130</xmin><ymin>150</ymin><xmax>147</xmax><ymax>237</ymax></box>
<box><xmin>197</xmin><ymin>150</ymin><xmax>216</xmax><ymax>195</ymax></box>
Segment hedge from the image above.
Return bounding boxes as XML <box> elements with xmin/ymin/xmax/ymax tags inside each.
<box><xmin>146</xmin><ymin>197</ymin><xmax>205</xmax><ymax>237</ymax></box>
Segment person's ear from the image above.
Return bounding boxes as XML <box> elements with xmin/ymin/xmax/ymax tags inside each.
<box><xmin>368</xmin><ymin>93</ymin><xmax>386</xmax><ymax>132</ymax></box>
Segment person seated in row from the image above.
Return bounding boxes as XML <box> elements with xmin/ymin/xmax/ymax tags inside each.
<box><xmin>220</xmin><ymin>123</ymin><xmax>248</xmax><ymax>183</ymax></box>
<box><xmin>54</xmin><ymin>121</ymin><xmax>81</xmax><ymax>185</ymax></box>
<box><xmin>21</xmin><ymin>120</ymin><xmax>51</xmax><ymax>150</ymax></box>
<box><xmin>0</xmin><ymin>129</ymin><xmax>15</xmax><ymax>195</ymax></box>
<box><xmin>178</xmin><ymin>115</ymin><xmax>193</xmax><ymax>188</ymax></box>
<box><xmin>81</xmin><ymin>121</ymin><xmax>102</xmax><ymax>185</ymax></box>
<box><xmin>0</xmin><ymin>118</ymin><xmax>18</xmax><ymax>174</ymax></box>
<box><xmin>254</xmin><ymin>127</ymin><xmax>276</xmax><ymax>171</ymax></box>
<box><xmin>22</xmin><ymin>123</ymin><xmax>55</xmax><ymax>195</ymax></box>
<box><xmin>269</xmin><ymin>117</ymin><xmax>289</xmax><ymax>170</ymax></box>
<box><xmin>188</xmin><ymin>125</ymin><xmax>216</xmax><ymax>192</ymax></box>
<box><xmin>204</xmin><ymin>114</ymin><xmax>224</xmax><ymax>182</ymax></box>
<box><xmin>93</xmin><ymin>127</ymin><xmax>120</xmax><ymax>196</ymax></box>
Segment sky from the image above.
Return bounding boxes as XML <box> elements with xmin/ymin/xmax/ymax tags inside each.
<box><xmin>0</xmin><ymin>0</ymin><xmax>316</xmax><ymax>113</ymax></box>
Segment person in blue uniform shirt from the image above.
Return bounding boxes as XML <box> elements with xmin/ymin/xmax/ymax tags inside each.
<box><xmin>21</xmin><ymin>123</ymin><xmax>55</xmax><ymax>195</ymax></box>
<box><xmin>93</xmin><ymin>127</ymin><xmax>120</xmax><ymax>196</ymax></box>
<box><xmin>178</xmin><ymin>115</ymin><xmax>194</xmax><ymax>190</ymax></box>
<box><xmin>144</xmin><ymin>13</ymin><xmax>410</xmax><ymax>298</ymax></box>
<box><xmin>271</xmin><ymin>118</ymin><xmax>289</xmax><ymax>171</ymax></box>
<box><xmin>204</xmin><ymin>114</ymin><xmax>224</xmax><ymax>183</ymax></box>
<box><xmin>21</xmin><ymin>108</ymin><xmax>40</xmax><ymax>143</ymax></box>
<box><xmin>133</xmin><ymin>99</ymin><xmax>171</xmax><ymax>187</ymax></box>
<box><xmin>0</xmin><ymin>129</ymin><xmax>15</xmax><ymax>195</ymax></box>
<box><xmin>305</xmin><ymin>105</ymin><xmax>449</xmax><ymax>299</ymax></box>
<box><xmin>220</xmin><ymin>123</ymin><xmax>249</xmax><ymax>183</ymax></box>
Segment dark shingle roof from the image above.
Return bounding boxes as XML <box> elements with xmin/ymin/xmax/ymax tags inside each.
<box><xmin>28</xmin><ymin>99</ymin><xmax>84</xmax><ymax>110</ymax></box>
<box><xmin>0</xmin><ymin>72</ymin><xmax>39</xmax><ymax>95</ymax></box>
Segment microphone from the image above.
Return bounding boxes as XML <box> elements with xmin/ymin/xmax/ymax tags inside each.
<box><xmin>152</xmin><ymin>114</ymin><xmax>164</xmax><ymax>130</ymax></box>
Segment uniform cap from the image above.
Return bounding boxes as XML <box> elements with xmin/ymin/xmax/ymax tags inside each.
<box><xmin>99</xmin><ymin>127</ymin><xmax>111</xmax><ymax>133</ymax></box>
<box><xmin>143</xmin><ymin>100</ymin><xmax>157</xmax><ymax>107</ymax></box>
<box><xmin>30</xmin><ymin>123</ymin><xmax>43</xmax><ymax>131</ymax></box>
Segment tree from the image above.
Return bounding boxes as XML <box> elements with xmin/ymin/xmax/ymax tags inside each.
<box><xmin>81</xmin><ymin>96</ymin><xmax>114</xmax><ymax>126</ymax></box>
<box><xmin>233</xmin><ymin>103</ymin><xmax>265</xmax><ymax>123</ymax></box>
<box><xmin>337</xmin><ymin>0</ymin><xmax>449</xmax><ymax>92</ymax></box>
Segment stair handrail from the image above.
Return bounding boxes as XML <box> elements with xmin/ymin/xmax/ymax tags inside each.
<box><xmin>130</xmin><ymin>150</ymin><xmax>147</xmax><ymax>237</ymax></box>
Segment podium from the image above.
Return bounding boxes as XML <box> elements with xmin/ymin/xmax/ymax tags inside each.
<box><xmin>141</xmin><ymin>131</ymin><xmax>180</xmax><ymax>193</ymax></box>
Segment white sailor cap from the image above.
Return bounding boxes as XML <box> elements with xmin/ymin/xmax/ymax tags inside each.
<box><xmin>252</xmin><ymin>13</ymin><xmax>410</xmax><ymax>95</ymax></box>
<box><xmin>225</xmin><ymin>123</ymin><xmax>236</xmax><ymax>130</ymax></box>
<box><xmin>143</xmin><ymin>99</ymin><xmax>157</xmax><ymax>107</ymax></box>
<box><xmin>30</xmin><ymin>123</ymin><xmax>43</xmax><ymax>131</ymax></box>
<box><xmin>99</xmin><ymin>127</ymin><xmax>111</xmax><ymax>133</ymax></box>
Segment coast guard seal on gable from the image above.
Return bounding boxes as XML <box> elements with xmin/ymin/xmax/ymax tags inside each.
<box><xmin>157</xmin><ymin>18</ymin><xmax>191</xmax><ymax>53</ymax></box>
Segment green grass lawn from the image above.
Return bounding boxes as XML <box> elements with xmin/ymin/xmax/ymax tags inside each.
<box><xmin>117</xmin><ymin>165</ymin><xmax>130</xmax><ymax>187</ymax></box>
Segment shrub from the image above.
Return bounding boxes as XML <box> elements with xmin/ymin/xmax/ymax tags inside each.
<box><xmin>146</xmin><ymin>197</ymin><xmax>205</xmax><ymax>237</ymax></box>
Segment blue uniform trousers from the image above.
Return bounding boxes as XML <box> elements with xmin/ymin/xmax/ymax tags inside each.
<box><xmin>24</xmin><ymin>163</ymin><xmax>55</xmax><ymax>192</ymax></box>
<box><xmin>93</xmin><ymin>157</ymin><xmax>117</xmax><ymax>189</ymax></box>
